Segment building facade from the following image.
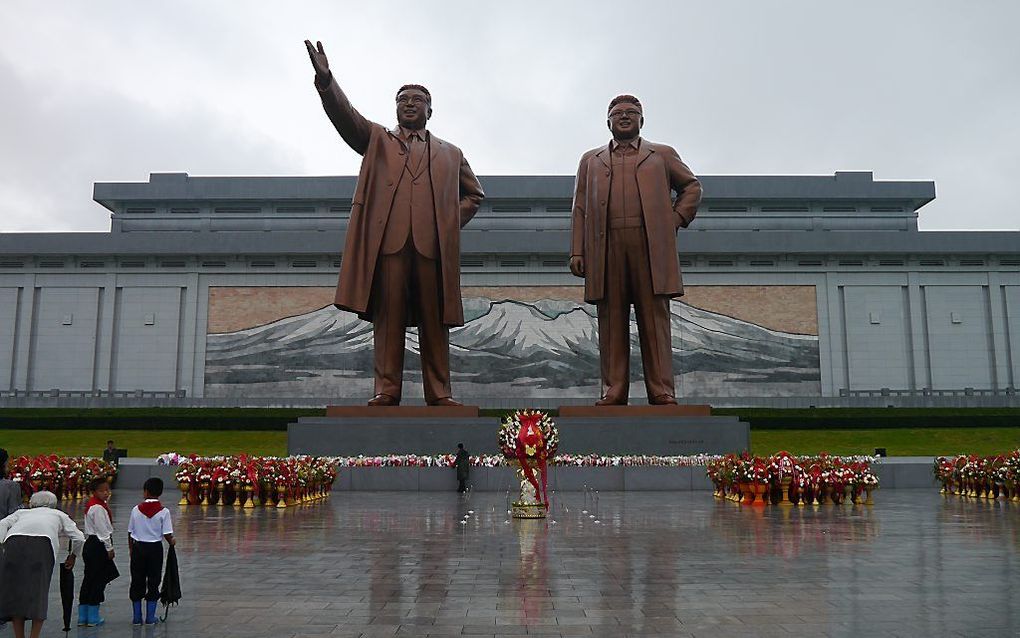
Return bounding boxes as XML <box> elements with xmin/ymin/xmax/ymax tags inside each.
<box><xmin>1</xmin><ymin>171</ymin><xmax>1018</xmax><ymax>407</ymax></box>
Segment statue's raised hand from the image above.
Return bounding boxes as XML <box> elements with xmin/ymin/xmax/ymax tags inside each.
<box><xmin>304</xmin><ymin>40</ymin><xmax>331</xmax><ymax>86</ymax></box>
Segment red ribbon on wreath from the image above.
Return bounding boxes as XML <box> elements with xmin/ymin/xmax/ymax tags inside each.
<box><xmin>515</xmin><ymin>413</ymin><xmax>549</xmax><ymax>507</ymax></box>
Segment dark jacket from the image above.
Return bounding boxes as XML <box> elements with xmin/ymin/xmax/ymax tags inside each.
<box><xmin>0</xmin><ymin>479</ymin><xmax>22</xmax><ymax>519</ymax></box>
<box><xmin>455</xmin><ymin>450</ymin><xmax>470</xmax><ymax>481</ymax></box>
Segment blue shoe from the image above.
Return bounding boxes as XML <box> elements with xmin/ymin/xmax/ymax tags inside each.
<box><xmin>132</xmin><ymin>601</ymin><xmax>143</xmax><ymax>625</ymax></box>
<box><xmin>88</xmin><ymin>604</ymin><xmax>105</xmax><ymax>627</ymax></box>
<box><xmin>145</xmin><ymin>600</ymin><xmax>159</xmax><ymax>625</ymax></box>
<box><xmin>77</xmin><ymin>604</ymin><xmax>89</xmax><ymax>626</ymax></box>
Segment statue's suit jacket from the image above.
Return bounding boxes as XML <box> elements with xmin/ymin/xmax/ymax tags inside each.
<box><xmin>316</xmin><ymin>77</ymin><xmax>484</xmax><ymax>327</ymax></box>
<box><xmin>570</xmin><ymin>141</ymin><xmax>702</xmax><ymax>303</ymax></box>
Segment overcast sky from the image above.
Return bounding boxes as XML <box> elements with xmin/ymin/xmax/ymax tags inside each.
<box><xmin>1</xmin><ymin>1</ymin><xmax>1018</xmax><ymax>232</ymax></box>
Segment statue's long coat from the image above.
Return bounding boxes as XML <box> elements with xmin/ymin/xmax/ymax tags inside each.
<box><xmin>570</xmin><ymin>140</ymin><xmax>702</xmax><ymax>303</ymax></box>
<box><xmin>316</xmin><ymin>77</ymin><xmax>484</xmax><ymax>326</ymax></box>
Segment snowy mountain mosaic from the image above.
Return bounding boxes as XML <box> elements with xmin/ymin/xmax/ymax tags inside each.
<box><xmin>204</xmin><ymin>289</ymin><xmax>820</xmax><ymax>399</ymax></box>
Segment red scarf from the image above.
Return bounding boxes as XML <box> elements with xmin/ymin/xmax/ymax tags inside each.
<box><xmin>86</xmin><ymin>495</ymin><xmax>113</xmax><ymax>522</ymax></box>
<box><xmin>137</xmin><ymin>499</ymin><xmax>164</xmax><ymax>518</ymax></box>
<box><xmin>515</xmin><ymin>416</ymin><xmax>549</xmax><ymax>507</ymax></box>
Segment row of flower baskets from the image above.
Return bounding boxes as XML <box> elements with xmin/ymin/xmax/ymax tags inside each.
<box><xmin>158</xmin><ymin>452</ymin><xmax>722</xmax><ymax>469</ymax></box>
<box><xmin>169</xmin><ymin>455</ymin><xmax>338</xmax><ymax>508</ymax></box>
<box><xmin>933</xmin><ymin>450</ymin><xmax>1020</xmax><ymax>500</ymax></box>
<box><xmin>339</xmin><ymin>454</ymin><xmax>723</xmax><ymax>468</ymax></box>
<box><xmin>7</xmin><ymin>455</ymin><xmax>118</xmax><ymax>502</ymax></box>
<box><xmin>706</xmin><ymin>452</ymin><xmax>880</xmax><ymax>505</ymax></box>
<box><xmin>159</xmin><ymin>453</ymin><xmax>726</xmax><ymax>508</ymax></box>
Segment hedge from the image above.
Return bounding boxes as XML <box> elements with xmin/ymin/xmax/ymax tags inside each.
<box><xmin>0</xmin><ymin>407</ymin><xmax>1017</xmax><ymax>431</ymax></box>
<box><xmin>0</xmin><ymin>408</ymin><xmax>324</xmax><ymax>431</ymax></box>
<box><xmin>714</xmin><ymin>408</ymin><xmax>1020</xmax><ymax>430</ymax></box>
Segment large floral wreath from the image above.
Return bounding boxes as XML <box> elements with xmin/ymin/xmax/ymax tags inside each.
<box><xmin>499</xmin><ymin>410</ymin><xmax>558</xmax><ymax>506</ymax></box>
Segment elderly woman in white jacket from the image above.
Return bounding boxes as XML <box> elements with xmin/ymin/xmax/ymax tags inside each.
<box><xmin>0</xmin><ymin>491</ymin><xmax>85</xmax><ymax>638</ymax></box>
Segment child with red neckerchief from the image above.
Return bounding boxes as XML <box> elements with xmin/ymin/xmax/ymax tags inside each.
<box><xmin>78</xmin><ymin>477</ymin><xmax>119</xmax><ymax>626</ymax></box>
<box><xmin>127</xmin><ymin>478</ymin><xmax>175</xmax><ymax>625</ymax></box>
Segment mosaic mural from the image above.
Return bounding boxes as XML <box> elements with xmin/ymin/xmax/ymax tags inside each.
<box><xmin>204</xmin><ymin>286</ymin><xmax>821</xmax><ymax>399</ymax></box>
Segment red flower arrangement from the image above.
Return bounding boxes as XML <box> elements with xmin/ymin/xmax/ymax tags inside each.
<box><xmin>173</xmin><ymin>455</ymin><xmax>337</xmax><ymax>508</ymax></box>
<box><xmin>7</xmin><ymin>455</ymin><xmax>118</xmax><ymax>502</ymax></box>
<box><xmin>707</xmin><ymin>452</ymin><xmax>879</xmax><ymax>506</ymax></box>
<box><xmin>934</xmin><ymin>450</ymin><xmax>1020</xmax><ymax>500</ymax></box>
<box><xmin>499</xmin><ymin>410</ymin><xmax>558</xmax><ymax>515</ymax></box>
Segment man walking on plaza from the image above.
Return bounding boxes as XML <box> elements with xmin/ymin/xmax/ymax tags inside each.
<box><xmin>570</xmin><ymin>95</ymin><xmax>702</xmax><ymax>405</ymax></box>
<box><xmin>454</xmin><ymin>443</ymin><xmax>470</xmax><ymax>493</ymax></box>
<box><xmin>305</xmin><ymin>40</ymin><xmax>484</xmax><ymax>407</ymax></box>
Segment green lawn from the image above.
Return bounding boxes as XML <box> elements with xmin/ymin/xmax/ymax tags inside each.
<box><xmin>752</xmin><ymin>427</ymin><xmax>1020</xmax><ymax>457</ymax></box>
<box><xmin>1</xmin><ymin>427</ymin><xmax>1018</xmax><ymax>459</ymax></box>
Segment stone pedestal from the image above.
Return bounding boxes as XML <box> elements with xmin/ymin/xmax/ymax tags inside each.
<box><xmin>554</xmin><ymin>412</ymin><xmax>748</xmax><ymax>456</ymax></box>
<box><xmin>289</xmin><ymin>416</ymin><xmax>502</xmax><ymax>456</ymax></box>
<box><xmin>288</xmin><ymin>408</ymin><xmax>748</xmax><ymax>457</ymax></box>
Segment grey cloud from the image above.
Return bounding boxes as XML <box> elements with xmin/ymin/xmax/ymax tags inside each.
<box><xmin>0</xmin><ymin>55</ymin><xmax>297</xmax><ymax>232</ymax></box>
<box><xmin>1</xmin><ymin>1</ymin><xmax>1019</xmax><ymax>231</ymax></box>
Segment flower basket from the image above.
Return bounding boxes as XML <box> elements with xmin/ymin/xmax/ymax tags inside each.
<box><xmin>934</xmin><ymin>451</ymin><xmax>1020</xmax><ymax>501</ymax></box>
<box><xmin>705</xmin><ymin>453</ymin><xmax>880</xmax><ymax>509</ymax></box>
<box><xmin>499</xmin><ymin>410</ymin><xmax>557</xmax><ymax>519</ymax></box>
<box><xmin>11</xmin><ymin>456</ymin><xmax>117</xmax><ymax>503</ymax></box>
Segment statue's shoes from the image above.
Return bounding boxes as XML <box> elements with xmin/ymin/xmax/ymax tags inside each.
<box><xmin>595</xmin><ymin>397</ymin><xmax>627</xmax><ymax>406</ymax></box>
<box><xmin>368</xmin><ymin>394</ymin><xmax>399</xmax><ymax>406</ymax></box>
<box><xmin>649</xmin><ymin>394</ymin><xmax>678</xmax><ymax>405</ymax></box>
<box><xmin>429</xmin><ymin>397</ymin><xmax>463</xmax><ymax>407</ymax></box>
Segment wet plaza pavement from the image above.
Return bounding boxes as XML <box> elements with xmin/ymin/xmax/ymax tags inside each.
<box><xmin>24</xmin><ymin>490</ymin><xmax>1020</xmax><ymax>637</ymax></box>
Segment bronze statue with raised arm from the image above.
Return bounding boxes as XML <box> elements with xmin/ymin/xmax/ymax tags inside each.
<box><xmin>305</xmin><ymin>40</ymin><xmax>484</xmax><ymax>407</ymax></box>
<box><xmin>570</xmin><ymin>95</ymin><xmax>702</xmax><ymax>406</ymax></box>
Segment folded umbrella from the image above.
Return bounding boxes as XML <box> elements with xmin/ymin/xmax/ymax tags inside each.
<box><xmin>59</xmin><ymin>559</ymin><xmax>74</xmax><ymax>632</ymax></box>
<box><xmin>158</xmin><ymin>546</ymin><xmax>181</xmax><ymax>622</ymax></box>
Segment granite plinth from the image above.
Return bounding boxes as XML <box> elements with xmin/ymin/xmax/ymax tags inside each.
<box><xmin>289</xmin><ymin>413</ymin><xmax>748</xmax><ymax>457</ymax></box>
<box><xmin>559</xmin><ymin>404</ymin><xmax>712</xmax><ymax>417</ymax></box>
<box><xmin>873</xmin><ymin>456</ymin><xmax>938</xmax><ymax>488</ymax></box>
<box><xmin>326</xmin><ymin>404</ymin><xmax>479</xmax><ymax>417</ymax></box>
<box><xmin>115</xmin><ymin>457</ymin><xmax>176</xmax><ymax>490</ymax></box>
<box><xmin>555</xmin><ymin>415</ymin><xmax>749</xmax><ymax>455</ymax></box>
<box><xmin>289</xmin><ymin>417</ymin><xmax>503</xmax><ymax>456</ymax></box>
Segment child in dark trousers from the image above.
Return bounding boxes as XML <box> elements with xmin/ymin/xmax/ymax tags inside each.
<box><xmin>127</xmin><ymin>478</ymin><xmax>175</xmax><ymax>625</ymax></box>
<box><xmin>78</xmin><ymin>477</ymin><xmax>119</xmax><ymax>627</ymax></box>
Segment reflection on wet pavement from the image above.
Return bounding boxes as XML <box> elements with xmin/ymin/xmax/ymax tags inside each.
<box><xmin>36</xmin><ymin>491</ymin><xmax>1020</xmax><ymax>637</ymax></box>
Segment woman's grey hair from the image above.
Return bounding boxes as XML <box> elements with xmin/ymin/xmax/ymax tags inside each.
<box><xmin>29</xmin><ymin>490</ymin><xmax>58</xmax><ymax>509</ymax></box>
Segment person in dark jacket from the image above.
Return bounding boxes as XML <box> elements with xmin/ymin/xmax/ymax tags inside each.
<box><xmin>101</xmin><ymin>441</ymin><xmax>119</xmax><ymax>466</ymax></box>
<box><xmin>0</xmin><ymin>449</ymin><xmax>22</xmax><ymax>519</ymax></box>
<box><xmin>455</xmin><ymin>444</ymin><xmax>470</xmax><ymax>493</ymax></box>
<box><xmin>0</xmin><ymin>448</ymin><xmax>22</xmax><ymax>633</ymax></box>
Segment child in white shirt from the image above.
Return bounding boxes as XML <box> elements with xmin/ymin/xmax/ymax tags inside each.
<box><xmin>78</xmin><ymin>477</ymin><xmax>120</xmax><ymax>627</ymax></box>
<box><xmin>127</xmin><ymin>478</ymin><xmax>175</xmax><ymax>626</ymax></box>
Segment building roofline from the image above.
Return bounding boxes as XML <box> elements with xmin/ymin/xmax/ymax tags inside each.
<box><xmin>1</xmin><ymin>229</ymin><xmax>1016</xmax><ymax>257</ymax></box>
<box><xmin>93</xmin><ymin>171</ymin><xmax>936</xmax><ymax>212</ymax></box>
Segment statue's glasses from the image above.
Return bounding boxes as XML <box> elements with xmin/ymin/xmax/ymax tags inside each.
<box><xmin>608</xmin><ymin>109</ymin><xmax>641</xmax><ymax>119</ymax></box>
